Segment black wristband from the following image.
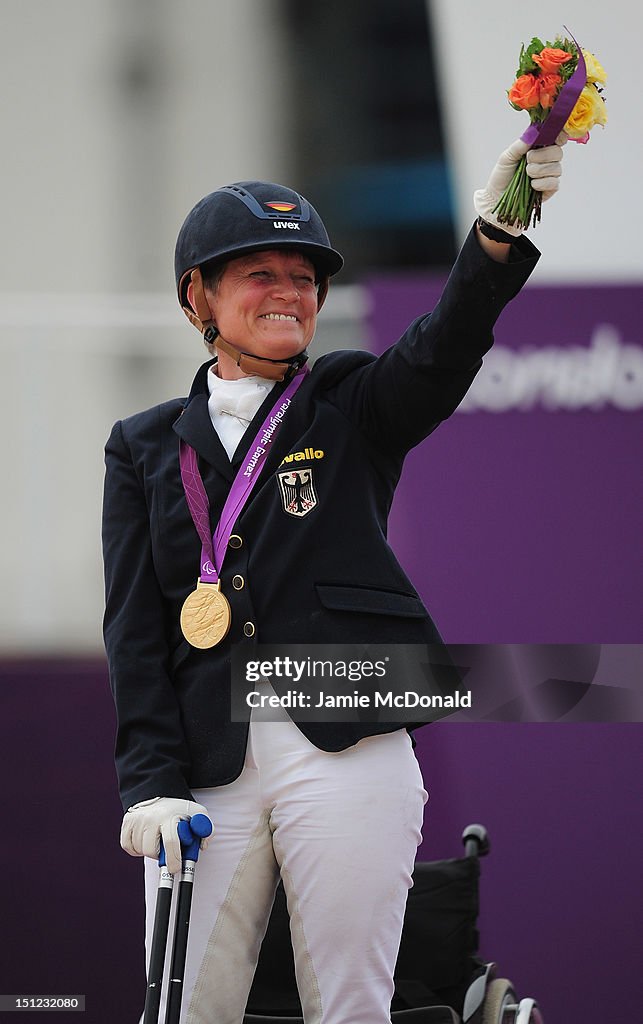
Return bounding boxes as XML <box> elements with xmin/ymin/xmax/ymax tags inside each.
<box><xmin>476</xmin><ymin>216</ymin><xmax>517</xmax><ymax>244</ymax></box>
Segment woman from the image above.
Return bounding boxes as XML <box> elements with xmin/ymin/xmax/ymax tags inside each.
<box><xmin>103</xmin><ymin>138</ymin><xmax>564</xmax><ymax>1023</ymax></box>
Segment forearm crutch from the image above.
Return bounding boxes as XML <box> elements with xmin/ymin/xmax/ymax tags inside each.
<box><xmin>142</xmin><ymin>813</ymin><xmax>213</xmax><ymax>1024</ymax></box>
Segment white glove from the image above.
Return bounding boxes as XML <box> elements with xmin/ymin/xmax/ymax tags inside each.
<box><xmin>120</xmin><ymin>797</ymin><xmax>210</xmax><ymax>874</ymax></box>
<box><xmin>474</xmin><ymin>134</ymin><xmax>567</xmax><ymax>235</ymax></box>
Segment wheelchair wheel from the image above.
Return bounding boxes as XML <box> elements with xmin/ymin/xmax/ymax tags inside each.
<box><xmin>481</xmin><ymin>978</ymin><xmax>518</xmax><ymax>1023</ymax></box>
<box><xmin>515</xmin><ymin>998</ymin><xmax>544</xmax><ymax>1024</ymax></box>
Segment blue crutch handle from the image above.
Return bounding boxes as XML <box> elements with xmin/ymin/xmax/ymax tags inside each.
<box><xmin>177</xmin><ymin>813</ymin><xmax>213</xmax><ymax>862</ymax></box>
<box><xmin>159</xmin><ymin>813</ymin><xmax>213</xmax><ymax>868</ymax></box>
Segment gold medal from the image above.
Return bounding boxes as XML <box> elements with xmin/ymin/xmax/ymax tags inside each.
<box><xmin>180</xmin><ymin>580</ymin><xmax>232</xmax><ymax>649</ymax></box>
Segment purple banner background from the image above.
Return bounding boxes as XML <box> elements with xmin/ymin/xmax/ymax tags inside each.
<box><xmin>367</xmin><ymin>277</ymin><xmax>642</xmax><ymax>642</ymax></box>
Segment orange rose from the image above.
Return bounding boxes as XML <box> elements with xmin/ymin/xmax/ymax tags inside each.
<box><xmin>508</xmin><ymin>73</ymin><xmax>541</xmax><ymax>111</ymax></box>
<box><xmin>532</xmin><ymin>48</ymin><xmax>573</xmax><ymax>74</ymax></box>
<box><xmin>538</xmin><ymin>72</ymin><xmax>562</xmax><ymax>109</ymax></box>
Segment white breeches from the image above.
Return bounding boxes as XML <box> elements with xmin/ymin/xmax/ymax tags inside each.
<box><xmin>143</xmin><ymin>711</ymin><xmax>427</xmax><ymax>1024</ymax></box>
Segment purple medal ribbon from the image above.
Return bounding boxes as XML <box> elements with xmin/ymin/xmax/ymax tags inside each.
<box><xmin>180</xmin><ymin>367</ymin><xmax>308</xmax><ymax>584</ymax></box>
<box><xmin>521</xmin><ymin>32</ymin><xmax>586</xmax><ymax>147</ymax></box>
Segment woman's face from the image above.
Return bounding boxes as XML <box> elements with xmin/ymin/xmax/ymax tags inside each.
<box><xmin>206</xmin><ymin>249</ymin><xmax>319</xmax><ymax>361</ymax></box>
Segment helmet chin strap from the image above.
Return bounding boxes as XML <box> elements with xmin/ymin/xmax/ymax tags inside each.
<box><xmin>214</xmin><ymin>335</ymin><xmax>308</xmax><ymax>382</ymax></box>
<box><xmin>185</xmin><ymin>267</ymin><xmax>308</xmax><ymax>382</ymax></box>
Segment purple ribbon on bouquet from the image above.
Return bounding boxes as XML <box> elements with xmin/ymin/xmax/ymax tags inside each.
<box><xmin>521</xmin><ymin>31</ymin><xmax>587</xmax><ymax>147</ymax></box>
<box><xmin>179</xmin><ymin>368</ymin><xmax>308</xmax><ymax>583</ymax></box>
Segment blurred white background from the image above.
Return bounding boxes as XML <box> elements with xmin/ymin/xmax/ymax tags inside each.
<box><xmin>430</xmin><ymin>0</ymin><xmax>639</xmax><ymax>280</ymax></box>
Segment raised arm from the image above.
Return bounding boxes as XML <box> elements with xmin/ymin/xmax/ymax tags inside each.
<box><xmin>326</xmin><ymin>137</ymin><xmax>565</xmax><ymax>453</ymax></box>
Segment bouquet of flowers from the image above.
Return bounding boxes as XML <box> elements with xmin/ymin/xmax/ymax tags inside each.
<box><xmin>494</xmin><ymin>34</ymin><xmax>607</xmax><ymax>229</ymax></box>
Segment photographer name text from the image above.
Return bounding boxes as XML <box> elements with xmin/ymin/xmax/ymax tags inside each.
<box><xmin>246</xmin><ymin>689</ymin><xmax>472</xmax><ymax>709</ymax></box>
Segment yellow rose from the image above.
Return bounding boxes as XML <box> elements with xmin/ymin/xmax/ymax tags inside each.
<box><xmin>565</xmin><ymin>84</ymin><xmax>608</xmax><ymax>138</ymax></box>
<box><xmin>582</xmin><ymin>50</ymin><xmax>608</xmax><ymax>86</ymax></box>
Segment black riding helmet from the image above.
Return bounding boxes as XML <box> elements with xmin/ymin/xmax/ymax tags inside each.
<box><xmin>175</xmin><ymin>181</ymin><xmax>344</xmax><ymax>334</ymax></box>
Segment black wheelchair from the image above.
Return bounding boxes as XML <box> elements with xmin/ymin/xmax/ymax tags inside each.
<box><xmin>243</xmin><ymin>825</ymin><xmax>544</xmax><ymax>1024</ymax></box>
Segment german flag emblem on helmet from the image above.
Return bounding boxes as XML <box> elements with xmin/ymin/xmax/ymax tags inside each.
<box><xmin>265</xmin><ymin>201</ymin><xmax>298</xmax><ymax>213</ymax></box>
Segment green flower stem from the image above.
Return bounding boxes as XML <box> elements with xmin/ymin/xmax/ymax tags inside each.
<box><xmin>493</xmin><ymin>154</ymin><xmax>539</xmax><ymax>229</ymax></box>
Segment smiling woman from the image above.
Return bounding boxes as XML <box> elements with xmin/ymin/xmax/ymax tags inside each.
<box><xmin>102</xmin><ymin>163</ymin><xmax>555</xmax><ymax>1023</ymax></box>
<box><xmin>172</xmin><ymin>180</ymin><xmax>343</xmax><ymax>382</ymax></box>
<box><xmin>188</xmin><ymin>250</ymin><xmax>319</xmax><ymax>377</ymax></box>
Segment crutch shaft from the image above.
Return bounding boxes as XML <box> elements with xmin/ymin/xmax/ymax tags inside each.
<box><xmin>143</xmin><ymin>871</ymin><xmax>174</xmax><ymax>1024</ymax></box>
<box><xmin>164</xmin><ymin>864</ymin><xmax>196</xmax><ymax>1024</ymax></box>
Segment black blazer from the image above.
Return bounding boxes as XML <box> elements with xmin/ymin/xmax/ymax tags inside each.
<box><xmin>102</xmin><ymin>228</ymin><xmax>539</xmax><ymax>809</ymax></box>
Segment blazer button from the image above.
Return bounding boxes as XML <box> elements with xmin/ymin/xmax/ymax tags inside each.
<box><xmin>229</xmin><ymin>535</ymin><xmax>243</xmax><ymax>549</ymax></box>
<box><xmin>243</xmin><ymin>621</ymin><xmax>255</xmax><ymax>637</ymax></box>
<box><xmin>232</xmin><ymin>575</ymin><xmax>245</xmax><ymax>590</ymax></box>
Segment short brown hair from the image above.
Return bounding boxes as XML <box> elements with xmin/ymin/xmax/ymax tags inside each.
<box><xmin>200</xmin><ymin>258</ymin><xmax>227</xmax><ymax>295</ymax></box>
